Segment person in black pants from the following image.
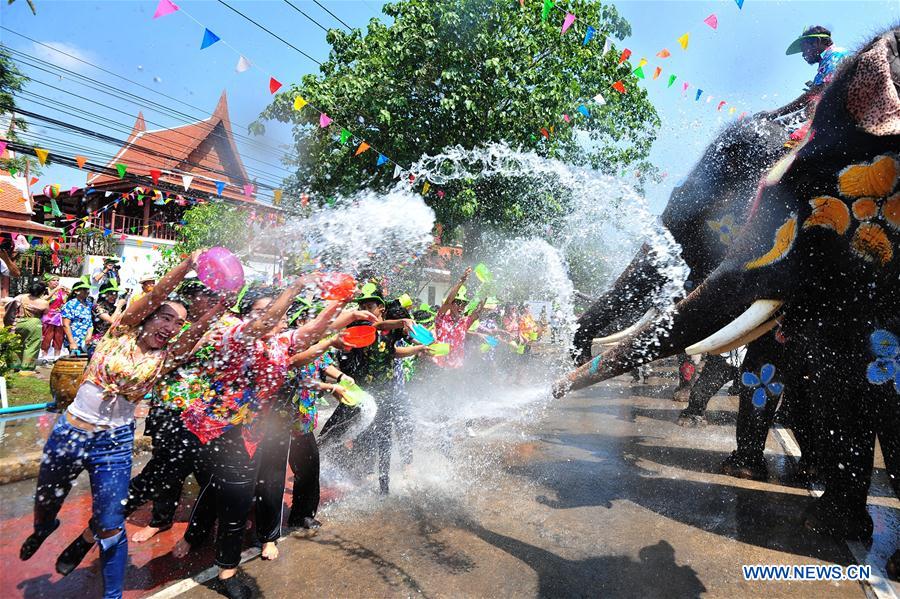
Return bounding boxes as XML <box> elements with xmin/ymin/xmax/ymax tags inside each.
<box><xmin>53</xmin><ymin>281</ymin><xmax>232</xmax><ymax>576</ymax></box>
<box><xmin>677</xmin><ymin>353</ymin><xmax>740</xmax><ymax>426</ymax></box>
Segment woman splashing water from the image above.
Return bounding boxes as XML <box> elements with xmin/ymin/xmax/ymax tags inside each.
<box><xmin>19</xmin><ymin>250</ymin><xmax>229</xmax><ymax>599</ymax></box>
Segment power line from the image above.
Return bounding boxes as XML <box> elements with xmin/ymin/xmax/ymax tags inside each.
<box><xmin>282</xmin><ymin>0</ymin><xmax>331</xmax><ymax>33</ymax></box>
<box><xmin>217</xmin><ymin>0</ymin><xmax>324</xmax><ymax>66</ymax></box>
<box><xmin>0</xmin><ymin>30</ymin><xmax>296</xmax><ymax>161</ymax></box>
<box><xmin>5</xmin><ymin>46</ymin><xmax>295</xmax><ymax>177</ymax></box>
<box><xmin>312</xmin><ymin>0</ymin><xmax>353</xmax><ymax>31</ymax></box>
<box><xmin>13</xmin><ymin>105</ymin><xmax>285</xmax><ymax>192</ymax></box>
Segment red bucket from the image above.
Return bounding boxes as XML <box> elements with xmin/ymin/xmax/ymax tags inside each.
<box><xmin>340</xmin><ymin>325</ymin><xmax>377</xmax><ymax>348</ymax></box>
<box><xmin>319</xmin><ymin>272</ymin><xmax>356</xmax><ymax>301</ymax></box>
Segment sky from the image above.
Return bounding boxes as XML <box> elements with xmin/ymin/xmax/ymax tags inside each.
<box><xmin>2</xmin><ymin>0</ymin><xmax>899</xmax><ymax>215</ymax></box>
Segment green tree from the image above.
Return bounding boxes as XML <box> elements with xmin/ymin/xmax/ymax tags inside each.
<box><xmin>256</xmin><ymin>0</ymin><xmax>659</xmax><ymax>245</ymax></box>
<box><xmin>0</xmin><ymin>47</ymin><xmax>41</xmax><ymax>176</ymax></box>
<box><xmin>157</xmin><ymin>202</ymin><xmax>251</xmax><ymax>273</ymax></box>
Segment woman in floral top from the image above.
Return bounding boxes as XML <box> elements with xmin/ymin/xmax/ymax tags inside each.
<box><xmin>22</xmin><ymin>251</ymin><xmax>226</xmax><ymax>599</ymax></box>
<box><xmin>174</xmin><ymin>282</ymin><xmax>375</xmax><ymax>597</ymax></box>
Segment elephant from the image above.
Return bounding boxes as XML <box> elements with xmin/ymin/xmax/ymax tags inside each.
<box><xmin>571</xmin><ymin>116</ymin><xmax>791</xmax><ymax>364</ymax></box>
<box><xmin>556</xmin><ymin>26</ymin><xmax>900</xmax><ymax>572</ymax></box>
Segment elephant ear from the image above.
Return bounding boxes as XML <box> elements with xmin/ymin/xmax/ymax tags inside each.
<box><xmin>847</xmin><ymin>31</ymin><xmax>900</xmax><ymax>136</ymax></box>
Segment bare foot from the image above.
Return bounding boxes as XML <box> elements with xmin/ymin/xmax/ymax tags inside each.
<box><xmin>261</xmin><ymin>542</ymin><xmax>278</xmax><ymax>560</ymax></box>
<box><xmin>172</xmin><ymin>538</ymin><xmax>191</xmax><ymax>559</ymax></box>
<box><xmin>131</xmin><ymin>526</ymin><xmax>160</xmax><ymax>543</ymax></box>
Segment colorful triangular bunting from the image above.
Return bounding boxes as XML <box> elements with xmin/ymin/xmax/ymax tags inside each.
<box><xmin>34</xmin><ymin>148</ymin><xmax>49</xmax><ymax>166</ymax></box>
<box><xmin>319</xmin><ymin>113</ymin><xmax>332</xmax><ymax>128</ymax></box>
<box><xmin>704</xmin><ymin>14</ymin><xmax>718</xmax><ymax>30</ymax></box>
<box><xmin>200</xmin><ymin>28</ymin><xmax>220</xmax><ymax>49</ymax></box>
<box><xmin>561</xmin><ymin>13</ymin><xmax>576</xmax><ymax>34</ymax></box>
<box><xmin>115</xmin><ymin>163</ymin><xmax>127</xmax><ymax>178</ymax></box>
<box><xmin>293</xmin><ymin>95</ymin><xmax>308</xmax><ymax>111</ymax></box>
<box><xmin>153</xmin><ymin>0</ymin><xmax>179</xmax><ymax>19</ymax></box>
<box><xmin>269</xmin><ymin>78</ymin><xmax>282</xmax><ymax>94</ymax></box>
<box><xmin>678</xmin><ymin>33</ymin><xmax>689</xmax><ymax>50</ymax></box>
<box><xmin>355</xmin><ymin>142</ymin><xmax>370</xmax><ymax>156</ymax></box>
<box><xmin>236</xmin><ymin>56</ymin><xmax>251</xmax><ymax>73</ymax></box>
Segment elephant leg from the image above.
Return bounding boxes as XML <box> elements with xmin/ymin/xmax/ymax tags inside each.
<box><xmin>721</xmin><ymin>335</ymin><xmax>786</xmax><ymax>481</ymax></box>
<box><xmin>804</xmin><ymin>351</ymin><xmax>876</xmax><ymax>542</ymax></box>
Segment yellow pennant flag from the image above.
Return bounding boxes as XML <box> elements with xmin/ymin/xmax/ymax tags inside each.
<box><xmin>678</xmin><ymin>33</ymin><xmax>689</xmax><ymax>50</ymax></box>
<box><xmin>293</xmin><ymin>96</ymin><xmax>308</xmax><ymax>111</ymax></box>
<box><xmin>136</xmin><ymin>239</ymin><xmax>144</xmax><ymax>246</ymax></box>
<box><xmin>354</xmin><ymin>142</ymin><xmax>370</xmax><ymax>156</ymax></box>
<box><xmin>35</xmin><ymin>148</ymin><xmax>49</xmax><ymax>166</ymax></box>
<box><xmin>637</xmin><ymin>57</ymin><xmax>647</xmax><ymax>68</ymax></box>
<box><xmin>729</xmin><ymin>107</ymin><xmax>737</xmax><ymax>114</ymax></box>
<box><xmin>422</xmin><ymin>182</ymin><xmax>431</xmax><ymax>195</ymax></box>
<box><xmin>273</xmin><ymin>189</ymin><xmax>283</xmax><ymax>205</ymax></box>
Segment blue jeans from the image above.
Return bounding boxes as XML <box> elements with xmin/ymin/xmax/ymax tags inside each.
<box><xmin>34</xmin><ymin>415</ymin><xmax>134</xmax><ymax>599</ymax></box>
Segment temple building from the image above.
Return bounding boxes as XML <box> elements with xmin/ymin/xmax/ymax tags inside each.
<box><xmin>30</xmin><ymin>91</ymin><xmax>279</xmax><ymax>287</ymax></box>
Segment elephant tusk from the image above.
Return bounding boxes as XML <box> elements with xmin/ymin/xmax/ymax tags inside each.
<box><xmin>593</xmin><ymin>308</ymin><xmax>658</xmax><ymax>345</ymax></box>
<box><xmin>685</xmin><ymin>299</ymin><xmax>784</xmax><ymax>355</ymax></box>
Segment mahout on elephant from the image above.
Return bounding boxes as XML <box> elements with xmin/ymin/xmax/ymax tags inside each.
<box><xmin>557</xmin><ymin>26</ymin><xmax>900</xmax><ymax>576</ymax></box>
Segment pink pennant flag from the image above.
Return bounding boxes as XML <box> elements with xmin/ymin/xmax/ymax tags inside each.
<box><xmin>0</xmin><ymin>140</ymin><xmax>6</xmax><ymax>156</ymax></box>
<box><xmin>717</xmin><ymin>101</ymin><xmax>727</xmax><ymax>111</ymax></box>
<box><xmin>561</xmin><ymin>13</ymin><xmax>576</xmax><ymax>34</ymax></box>
<box><xmin>563</xmin><ymin>114</ymin><xmax>570</xmax><ymax>123</ymax></box>
<box><xmin>682</xmin><ymin>82</ymin><xmax>689</xmax><ymax>93</ymax></box>
<box><xmin>704</xmin><ymin>14</ymin><xmax>718</xmax><ymax>30</ymax></box>
<box><xmin>69</xmin><ymin>186</ymin><xmax>79</xmax><ymax>195</ymax></box>
<box><xmin>153</xmin><ymin>0</ymin><xmax>179</xmax><ymax>19</ymax></box>
<box><xmin>319</xmin><ymin>113</ymin><xmax>333</xmax><ymax>128</ymax></box>
<box><xmin>243</xmin><ymin>184</ymin><xmax>255</xmax><ymax>198</ymax></box>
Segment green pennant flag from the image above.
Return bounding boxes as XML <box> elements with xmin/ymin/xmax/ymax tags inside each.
<box><xmin>115</xmin><ymin>163</ymin><xmax>127</xmax><ymax>178</ymax></box>
<box><xmin>667</xmin><ymin>74</ymin><xmax>677</xmax><ymax>88</ymax></box>
<box><xmin>43</xmin><ymin>204</ymin><xmax>51</xmax><ymax>213</ymax></box>
<box><xmin>130</xmin><ymin>226</ymin><xmax>136</xmax><ymax>233</ymax></box>
<box><xmin>633</xmin><ymin>66</ymin><xmax>645</xmax><ymax>79</ymax></box>
<box><xmin>8</xmin><ymin>165</ymin><xmax>16</xmax><ymax>176</ymax></box>
<box><xmin>339</xmin><ymin>129</ymin><xmax>352</xmax><ymax>144</ymax></box>
<box><xmin>542</xmin><ymin>0</ymin><xmax>553</xmax><ymax>21</ymax></box>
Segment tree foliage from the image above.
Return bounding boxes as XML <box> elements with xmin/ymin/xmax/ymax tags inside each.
<box><xmin>0</xmin><ymin>47</ymin><xmax>41</xmax><ymax>176</ymax></box>
<box><xmin>256</xmin><ymin>0</ymin><xmax>659</xmax><ymax>240</ymax></box>
<box><xmin>158</xmin><ymin>202</ymin><xmax>250</xmax><ymax>273</ymax></box>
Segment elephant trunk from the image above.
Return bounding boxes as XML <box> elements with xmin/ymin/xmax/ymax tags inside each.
<box><xmin>571</xmin><ymin>243</ymin><xmax>666</xmax><ymax>364</ymax></box>
<box><xmin>556</xmin><ymin>267</ymin><xmax>776</xmax><ymax>396</ymax></box>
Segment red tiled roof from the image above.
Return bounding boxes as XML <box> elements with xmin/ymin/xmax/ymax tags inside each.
<box><xmin>0</xmin><ymin>180</ymin><xmax>30</xmax><ymax>215</ymax></box>
<box><xmin>0</xmin><ymin>215</ymin><xmax>61</xmax><ymax>236</ymax></box>
<box><xmin>88</xmin><ymin>91</ymin><xmax>256</xmax><ymax>203</ymax></box>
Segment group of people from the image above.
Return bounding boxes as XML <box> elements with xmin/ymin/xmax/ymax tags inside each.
<box><xmin>16</xmin><ymin>254</ymin><xmax>537</xmax><ymax>599</ymax></box>
<box><xmin>1</xmin><ymin>254</ymin><xmax>158</xmax><ymax>372</ymax></box>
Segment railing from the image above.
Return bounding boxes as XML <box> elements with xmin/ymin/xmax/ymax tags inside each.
<box><xmin>86</xmin><ymin>214</ymin><xmax>180</xmax><ymax>241</ymax></box>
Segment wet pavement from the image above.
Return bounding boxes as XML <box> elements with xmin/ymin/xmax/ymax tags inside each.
<box><xmin>1</xmin><ymin>372</ymin><xmax>897</xmax><ymax>598</ymax></box>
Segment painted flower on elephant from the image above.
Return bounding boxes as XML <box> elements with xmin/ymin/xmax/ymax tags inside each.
<box><xmin>866</xmin><ymin>329</ymin><xmax>900</xmax><ymax>394</ymax></box>
<box><xmin>742</xmin><ymin>363</ymin><xmax>784</xmax><ymax>408</ymax></box>
<box><xmin>803</xmin><ymin>154</ymin><xmax>900</xmax><ymax>265</ymax></box>
<box><xmin>707</xmin><ymin>214</ymin><xmax>739</xmax><ymax>246</ymax></box>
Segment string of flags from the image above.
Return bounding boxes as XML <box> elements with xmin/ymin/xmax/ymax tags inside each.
<box><xmin>151</xmin><ymin>0</ymin><xmax>419</xmax><ymax>193</ymax></box>
<box><xmin>531</xmin><ymin>0</ymin><xmax>749</xmax><ymax>140</ymax></box>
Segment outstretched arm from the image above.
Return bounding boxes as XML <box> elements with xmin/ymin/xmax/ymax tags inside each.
<box><xmin>163</xmin><ymin>299</ymin><xmax>230</xmax><ymax>368</ymax></box>
<box><xmin>437</xmin><ymin>266</ymin><xmax>471</xmax><ymax>319</ymax></box>
<box><xmin>119</xmin><ymin>251</ymin><xmax>199</xmax><ymax>328</ymax></box>
<box><xmin>241</xmin><ymin>276</ymin><xmax>314</xmax><ymax>341</ymax></box>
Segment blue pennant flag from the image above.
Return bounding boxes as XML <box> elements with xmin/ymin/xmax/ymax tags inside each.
<box><xmin>695</xmin><ymin>89</ymin><xmax>703</xmax><ymax>101</ymax></box>
<box><xmin>577</xmin><ymin>104</ymin><xmax>590</xmax><ymax>118</ymax></box>
<box><xmin>376</xmin><ymin>154</ymin><xmax>388</xmax><ymax>166</ymax></box>
<box><xmin>735</xmin><ymin>0</ymin><xmax>744</xmax><ymax>8</ymax></box>
<box><xmin>215</xmin><ymin>180</ymin><xmax>225</xmax><ymax>196</ymax></box>
<box><xmin>583</xmin><ymin>26</ymin><xmax>595</xmax><ymax>46</ymax></box>
<box><xmin>103</xmin><ymin>228</ymin><xmax>111</xmax><ymax>237</ymax></box>
<box><xmin>201</xmin><ymin>28</ymin><xmax>221</xmax><ymax>50</ymax></box>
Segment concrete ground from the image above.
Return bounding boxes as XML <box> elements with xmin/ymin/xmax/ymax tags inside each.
<box><xmin>2</xmin><ymin>371</ymin><xmax>898</xmax><ymax>598</ymax></box>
